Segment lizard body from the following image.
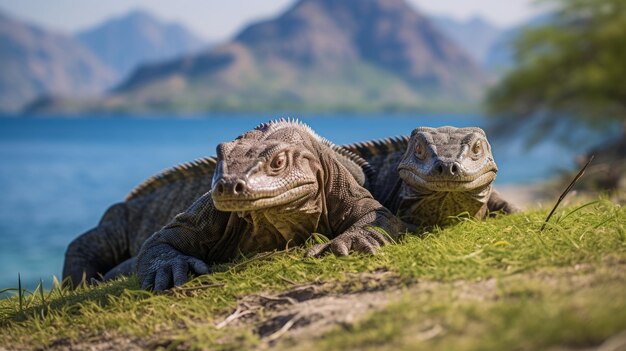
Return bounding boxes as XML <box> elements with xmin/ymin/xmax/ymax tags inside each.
<box><xmin>62</xmin><ymin>119</ymin><xmax>405</xmax><ymax>289</ymax></box>
<box><xmin>137</xmin><ymin>120</ymin><xmax>407</xmax><ymax>290</ymax></box>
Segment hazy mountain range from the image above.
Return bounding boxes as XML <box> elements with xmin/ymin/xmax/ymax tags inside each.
<box><xmin>0</xmin><ymin>10</ymin><xmax>116</xmax><ymax>112</ymax></box>
<box><xmin>0</xmin><ymin>0</ymin><xmax>540</xmax><ymax>114</ymax></box>
<box><xmin>0</xmin><ymin>9</ymin><xmax>206</xmax><ymax>113</ymax></box>
<box><xmin>76</xmin><ymin>10</ymin><xmax>205</xmax><ymax>79</ymax></box>
<box><xmin>85</xmin><ymin>0</ymin><xmax>486</xmax><ymax>113</ymax></box>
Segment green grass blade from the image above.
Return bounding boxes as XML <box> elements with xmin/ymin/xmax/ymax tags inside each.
<box><xmin>558</xmin><ymin>200</ymin><xmax>601</xmax><ymax>223</ymax></box>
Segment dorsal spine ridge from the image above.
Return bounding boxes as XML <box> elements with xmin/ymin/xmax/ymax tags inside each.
<box><xmin>126</xmin><ymin>156</ymin><xmax>217</xmax><ymax>201</ymax></box>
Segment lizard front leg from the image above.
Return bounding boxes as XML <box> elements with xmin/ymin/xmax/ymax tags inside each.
<box><xmin>488</xmin><ymin>189</ymin><xmax>520</xmax><ymax>214</ymax></box>
<box><xmin>306</xmin><ymin>155</ymin><xmax>410</xmax><ymax>257</ymax></box>
<box><xmin>136</xmin><ymin>192</ymin><xmax>226</xmax><ymax>291</ymax></box>
<box><xmin>307</xmin><ymin>207</ymin><xmax>409</xmax><ymax>257</ymax></box>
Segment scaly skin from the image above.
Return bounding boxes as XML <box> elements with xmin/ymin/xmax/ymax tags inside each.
<box><xmin>62</xmin><ymin>158</ymin><xmax>217</xmax><ymax>286</ymax></box>
<box><xmin>343</xmin><ymin>126</ymin><xmax>517</xmax><ymax>227</ymax></box>
<box><xmin>62</xmin><ymin>120</ymin><xmax>378</xmax><ymax>287</ymax></box>
<box><xmin>134</xmin><ymin>120</ymin><xmax>407</xmax><ymax>291</ymax></box>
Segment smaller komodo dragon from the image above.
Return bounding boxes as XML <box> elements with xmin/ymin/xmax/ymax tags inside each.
<box><xmin>343</xmin><ymin>126</ymin><xmax>517</xmax><ymax>227</ymax></box>
<box><xmin>136</xmin><ymin>120</ymin><xmax>408</xmax><ymax>290</ymax></box>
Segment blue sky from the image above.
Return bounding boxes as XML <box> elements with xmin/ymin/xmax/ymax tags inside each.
<box><xmin>0</xmin><ymin>0</ymin><xmax>543</xmax><ymax>40</ymax></box>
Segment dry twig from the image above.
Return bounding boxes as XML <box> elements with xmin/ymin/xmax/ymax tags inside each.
<box><xmin>215</xmin><ymin>307</ymin><xmax>257</xmax><ymax>329</ymax></box>
<box><xmin>541</xmin><ymin>155</ymin><xmax>594</xmax><ymax>231</ymax></box>
<box><xmin>263</xmin><ymin>313</ymin><xmax>302</xmax><ymax>343</ymax></box>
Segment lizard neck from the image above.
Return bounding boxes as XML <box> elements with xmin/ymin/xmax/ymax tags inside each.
<box><xmin>397</xmin><ymin>183</ymin><xmax>492</xmax><ymax>227</ymax></box>
<box><xmin>237</xmin><ymin>195</ymin><xmax>324</xmax><ymax>253</ymax></box>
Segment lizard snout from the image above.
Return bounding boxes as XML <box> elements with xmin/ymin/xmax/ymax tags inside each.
<box><xmin>212</xmin><ymin>177</ymin><xmax>250</xmax><ymax>197</ymax></box>
<box><xmin>430</xmin><ymin>160</ymin><xmax>464</xmax><ymax>178</ymax></box>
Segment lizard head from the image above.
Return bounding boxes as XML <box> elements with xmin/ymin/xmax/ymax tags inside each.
<box><xmin>397</xmin><ymin>126</ymin><xmax>498</xmax><ymax>193</ymax></box>
<box><xmin>395</xmin><ymin>126</ymin><xmax>498</xmax><ymax>226</ymax></box>
<box><xmin>210</xmin><ymin>121</ymin><xmax>321</xmax><ymax>212</ymax></box>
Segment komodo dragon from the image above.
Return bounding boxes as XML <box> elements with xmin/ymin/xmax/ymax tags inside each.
<box><xmin>136</xmin><ymin>120</ymin><xmax>408</xmax><ymax>290</ymax></box>
<box><xmin>63</xmin><ymin>120</ymin><xmax>406</xmax><ymax>289</ymax></box>
<box><xmin>343</xmin><ymin>126</ymin><xmax>517</xmax><ymax>227</ymax></box>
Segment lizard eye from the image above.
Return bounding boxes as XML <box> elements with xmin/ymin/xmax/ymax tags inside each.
<box><xmin>472</xmin><ymin>140</ymin><xmax>483</xmax><ymax>155</ymax></box>
<box><xmin>415</xmin><ymin>141</ymin><xmax>426</xmax><ymax>160</ymax></box>
<box><xmin>270</xmin><ymin>152</ymin><xmax>287</xmax><ymax>170</ymax></box>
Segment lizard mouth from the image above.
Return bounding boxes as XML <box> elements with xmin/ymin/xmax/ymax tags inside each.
<box><xmin>212</xmin><ymin>182</ymin><xmax>317</xmax><ymax>212</ymax></box>
<box><xmin>399</xmin><ymin>168</ymin><xmax>497</xmax><ymax>192</ymax></box>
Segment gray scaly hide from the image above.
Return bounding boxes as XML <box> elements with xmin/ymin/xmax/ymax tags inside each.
<box><xmin>343</xmin><ymin>126</ymin><xmax>517</xmax><ymax>227</ymax></box>
<box><xmin>132</xmin><ymin>120</ymin><xmax>408</xmax><ymax>291</ymax></box>
<box><xmin>62</xmin><ymin>119</ymin><xmax>380</xmax><ymax>287</ymax></box>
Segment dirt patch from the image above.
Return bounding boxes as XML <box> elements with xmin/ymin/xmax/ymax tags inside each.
<box><xmin>210</xmin><ymin>271</ymin><xmax>505</xmax><ymax>348</ymax></box>
<box><xmin>36</xmin><ymin>332</ymin><xmax>146</xmax><ymax>351</ymax></box>
<box><xmin>215</xmin><ymin>270</ymin><xmax>406</xmax><ymax>346</ymax></box>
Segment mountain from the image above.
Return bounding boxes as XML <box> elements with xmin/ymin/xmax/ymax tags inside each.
<box><xmin>76</xmin><ymin>10</ymin><xmax>205</xmax><ymax>79</ymax></box>
<box><xmin>34</xmin><ymin>0</ymin><xmax>487</xmax><ymax>114</ymax></box>
<box><xmin>0</xmin><ymin>10</ymin><xmax>116</xmax><ymax>113</ymax></box>
<box><xmin>483</xmin><ymin>14</ymin><xmax>553</xmax><ymax>73</ymax></box>
<box><xmin>430</xmin><ymin>15</ymin><xmax>503</xmax><ymax>66</ymax></box>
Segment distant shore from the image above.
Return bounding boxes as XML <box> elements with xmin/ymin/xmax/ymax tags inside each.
<box><xmin>497</xmin><ymin>183</ymin><xmax>552</xmax><ymax>210</ymax></box>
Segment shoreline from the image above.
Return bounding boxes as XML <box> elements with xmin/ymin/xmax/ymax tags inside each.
<box><xmin>496</xmin><ymin>183</ymin><xmax>552</xmax><ymax>210</ymax></box>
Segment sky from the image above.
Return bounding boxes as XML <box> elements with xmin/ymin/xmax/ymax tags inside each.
<box><xmin>0</xmin><ymin>0</ymin><xmax>543</xmax><ymax>41</ymax></box>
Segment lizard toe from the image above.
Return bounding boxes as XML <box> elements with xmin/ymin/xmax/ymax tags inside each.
<box><xmin>329</xmin><ymin>239</ymin><xmax>350</xmax><ymax>256</ymax></box>
<box><xmin>353</xmin><ymin>235</ymin><xmax>379</xmax><ymax>254</ymax></box>
<box><xmin>172</xmin><ymin>259</ymin><xmax>189</xmax><ymax>287</ymax></box>
<box><xmin>305</xmin><ymin>243</ymin><xmax>328</xmax><ymax>257</ymax></box>
<box><xmin>140</xmin><ymin>271</ymin><xmax>156</xmax><ymax>290</ymax></box>
<box><xmin>154</xmin><ymin>267</ymin><xmax>173</xmax><ymax>292</ymax></box>
<box><xmin>187</xmin><ymin>257</ymin><xmax>210</xmax><ymax>275</ymax></box>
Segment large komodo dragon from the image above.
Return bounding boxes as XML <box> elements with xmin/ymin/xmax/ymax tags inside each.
<box><xmin>63</xmin><ymin>120</ymin><xmax>407</xmax><ymax>290</ymax></box>
<box><xmin>343</xmin><ymin>126</ymin><xmax>517</xmax><ymax>227</ymax></box>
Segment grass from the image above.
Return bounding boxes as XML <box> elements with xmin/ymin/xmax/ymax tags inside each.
<box><xmin>0</xmin><ymin>198</ymin><xmax>624</xmax><ymax>350</ymax></box>
<box><xmin>298</xmin><ymin>265</ymin><xmax>626</xmax><ymax>351</ymax></box>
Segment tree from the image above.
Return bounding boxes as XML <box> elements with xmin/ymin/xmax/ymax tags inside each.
<box><xmin>486</xmin><ymin>0</ymin><xmax>626</xmax><ymax>144</ymax></box>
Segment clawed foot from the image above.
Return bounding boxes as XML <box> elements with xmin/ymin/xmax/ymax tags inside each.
<box><xmin>137</xmin><ymin>244</ymin><xmax>209</xmax><ymax>291</ymax></box>
<box><xmin>305</xmin><ymin>229</ymin><xmax>389</xmax><ymax>257</ymax></box>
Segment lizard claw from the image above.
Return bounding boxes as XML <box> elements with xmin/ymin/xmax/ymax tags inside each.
<box><xmin>305</xmin><ymin>242</ymin><xmax>349</xmax><ymax>257</ymax></box>
<box><xmin>305</xmin><ymin>230</ymin><xmax>384</xmax><ymax>257</ymax></box>
<box><xmin>137</xmin><ymin>243</ymin><xmax>209</xmax><ymax>292</ymax></box>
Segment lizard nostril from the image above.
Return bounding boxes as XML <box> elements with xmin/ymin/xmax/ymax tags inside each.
<box><xmin>451</xmin><ymin>163</ymin><xmax>459</xmax><ymax>175</ymax></box>
<box><xmin>436</xmin><ymin>164</ymin><xmax>444</xmax><ymax>175</ymax></box>
<box><xmin>216</xmin><ymin>183</ymin><xmax>225</xmax><ymax>194</ymax></box>
<box><xmin>233</xmin><ymin>180</ymin><xmax>245</xmax><ymax>194</ymax></box>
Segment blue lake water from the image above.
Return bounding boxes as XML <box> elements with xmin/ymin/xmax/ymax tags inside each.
<box><xmin>0</xmin><ymin>113</ymin><xmax>585</xmax><ymax>291</ymax></box>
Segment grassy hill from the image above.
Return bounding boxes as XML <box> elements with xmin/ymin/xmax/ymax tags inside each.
<box><xmin>1</xmin><ymin>198</ymin><xmax>625</xmax><ymax>350</ymax></box>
